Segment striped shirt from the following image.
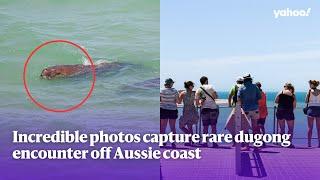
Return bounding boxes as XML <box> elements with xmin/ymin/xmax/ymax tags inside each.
<box><xmin>160</xmin><ymin>88</ymin><xmax>179</xmax><ymax>110</ymax></box>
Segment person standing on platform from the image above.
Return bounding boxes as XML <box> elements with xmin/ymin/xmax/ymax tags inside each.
<box><xmin>160</xmin><ymin>78</ymin><xmax>179</xmax><ymax>148</ymax></box>
<box><xmin>195</xmin><ymin>76</ymin><xmax>219</xmax><ymax>148</ymax></box>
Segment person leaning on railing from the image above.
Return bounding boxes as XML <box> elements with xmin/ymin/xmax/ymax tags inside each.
<box><xmin>305</xmin><ymin>80</ymin><xmax>320</xmax><ymax>148</ymax></box>
<box><xmin>177</xmin><ymin>81</ymin><xmax>199</xmax><ymax>146</ymax></box>
<box><xmin>275</xmin><ymin>83</ymin><xmax>296</xmax><ymax>148</ymax></box>
<box><xmin>225</xmin><ymin>76</ymin><xmax>251</xmax><ymax>148</ymax></box>
<box><xmin>195</xmin><ymin>76</ymin><xmax>219</xmax><ymax>148</ymax></box>
<box><xmin>224</xmin><ymin>76</ymin><xmax>251</xmax><ymax>148</ymax></box>
<box><xmin>160</xmin><ymin>78</ymin><xmax>179</xmax><ymax>148</ymax></box>
<box><xmin>256</xmin><ymin>82</ymin><xmax>268</xmax><ymax>137</ymax></box>
<box><xmin>237</xmin><ymin>74</ymin><xmax>261</xmax><ymax>151</ymax></box>
<box><xmin>228</xmin><ymin>77</ymin><xmax>244</xmax><ymax>107</ymax></box>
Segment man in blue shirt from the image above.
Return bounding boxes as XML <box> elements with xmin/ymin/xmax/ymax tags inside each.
<box><xmin>238</xmin><ymin>74</ymin><xmax>261</xmax><ymax>137</ymax></box>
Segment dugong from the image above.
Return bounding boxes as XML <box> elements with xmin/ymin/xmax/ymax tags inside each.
<box><xmin>40</xmin><ymin>62</ymin><xmax>123</xmax><ymax>79</ymax></box>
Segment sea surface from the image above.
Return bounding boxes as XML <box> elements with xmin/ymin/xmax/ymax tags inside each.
<box><xmin>0</xmin><ymin>0</ymin><xmax>159</xmax><ymax>128</ymax></box>
<box><xmin>0</xmin><ymin>1</ymin><xmax>160</xmax><ymax>179</ymax></box>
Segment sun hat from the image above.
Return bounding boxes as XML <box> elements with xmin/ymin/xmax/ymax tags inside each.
<box><xmin>243</xmin><ymin>73</ymin><xmax>252</xmax><ymax>81</ymax></box>
<box><xmin>165</xmin><ymin>78</ymin><xmax>174</xmax><ymax>85</ymax></box>
<box><xmin>236</xmin><ymin>76</ymin><xmax>244</xmax><ymax>83</ymax></box>
<box><xmin>309</xmin><ymin>80</ymin><xmax>320</xmax><ymax>87</ymax></box>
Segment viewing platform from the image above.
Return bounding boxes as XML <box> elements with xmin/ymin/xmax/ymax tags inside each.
<box><xmin>161</xmin><ymin>99</ymin><xmax>320</xmax><ymax>180</ymax></box>
<box><xmin>161</xmin><ymin>144</ymin><xmax>320</xmax><ymax>180</ymax></box>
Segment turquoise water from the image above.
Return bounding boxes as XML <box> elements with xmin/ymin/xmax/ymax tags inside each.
<box><xmin>0</xmin><ymin>0</ymin><xmax>159</xmax><ymax>113</ymax></box>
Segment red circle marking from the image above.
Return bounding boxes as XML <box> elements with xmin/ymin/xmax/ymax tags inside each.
<box><xmin>23</xmin><ymin>39</ymin><xmax>96</xmax><ymax>113</ymax></box>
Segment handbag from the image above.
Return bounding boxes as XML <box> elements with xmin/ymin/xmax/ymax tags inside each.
<box><xmin>303</xmin><ymin>90</ymin><xmax>311</xmax><ymax>115</ymax></box>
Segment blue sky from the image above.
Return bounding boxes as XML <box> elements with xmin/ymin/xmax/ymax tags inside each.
<box><xmin>161</xmin><ymin>0</ymin><xmax>320</xmax><ymax>91</ymax></box>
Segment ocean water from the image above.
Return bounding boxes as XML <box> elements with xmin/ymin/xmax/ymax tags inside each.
<box><xmin>0</xmin><ymin>1</ymin><xmax>160</xmax><ymax>179</ymax></box>
<box><xmin>0</xmin><ymin>0</ymin><xmax>159</xmax><ymax>116</ymax></box>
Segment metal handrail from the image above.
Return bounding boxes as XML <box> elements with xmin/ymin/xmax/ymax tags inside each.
<box><xmin>177</xmin><ymin>104</ymin><xmax>318</xmax><ymax>140</ymax></box>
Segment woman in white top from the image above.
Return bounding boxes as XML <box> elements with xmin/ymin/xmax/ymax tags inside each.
<box><xmin>305</xmin><ymin>80</ymin><xmax>320</xmax><ymax>148</ymax></box>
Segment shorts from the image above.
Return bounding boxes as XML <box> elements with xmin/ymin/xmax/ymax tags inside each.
<box><xmin>201</xmin><ymin>108</ymin><xmax>219</xmax><ymax>126</ymax></box>
<box><xmin>160</xmin><ymin>108</ymin><xmax>178</xmax><ymax>119</ymax></box>
<box><xmin>276</xmin><ymin>108</ymin><xmax>295</xmax><ymax>121</ymax></box>
<box><xmin>257</xmin><ymin>118</ymin><xmax>266</xmax><ymax>126</ymax></box>
<box><xmin>307</xmin><ymin>106</ymin><xmax>320</xmax><ymax>118</ymax></box>
<box><xmin>244</xmin><ymin>110</ymin><xmax>259</xmax><ymax>120</ymax></box>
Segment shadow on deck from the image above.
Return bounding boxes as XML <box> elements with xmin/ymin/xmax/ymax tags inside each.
<box><xmin>160</xmin><ymin>143</ymin><xmax>320</xmax><ymax>180</ymax></box>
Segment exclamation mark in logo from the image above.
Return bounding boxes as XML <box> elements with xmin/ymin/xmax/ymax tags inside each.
<box><xmin>306</xmin><ymin>8</ymin><xmax>311</xmax><ymax>16</ymax></box>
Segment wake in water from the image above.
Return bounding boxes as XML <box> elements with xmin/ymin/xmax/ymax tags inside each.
<box><xmin>81</xmin><ymin>57</ymin><xmax>113</xmax><ymax>66</ymax></box>
<box><xmin>132</xmin><ymin>78</ymin><xmax>160</xmax><ymax>89</ymax></box>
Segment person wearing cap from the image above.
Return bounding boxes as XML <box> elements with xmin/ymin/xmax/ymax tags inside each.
<box><xmin>228</xmin><ymin>77</ymin><xmax>244</xmax><ymax>107</ymax></box>
<box><xmin>160</xmin><ymin>78</ymin><xmax>179</xmax><ymax>148</ymax></box>
<box><xmin>225</xmin><ymin>76</ymin><xmax>250</xmax><ymax>148</ymax></box>
<box><xmin>195</xmin><ymin>76</ymin><xmax>219</xmax><ymax>148</ymax></box>
<box><xmin>237</xmin><ymin>74</ymin><xmax>261</xmax><ymax>150</ymax></box>
<box><xmin>305</xmin><ymin>80</ymin><xmax>320</xmax><ymax>148</ymax></box>
<box><xmin>256</xmin><ymin>82</ymin><xmax>268</xmax><ymax>139</ymax></box>
<box><xmin>275</xmin><ymin>82</ymin><xmax>296</xmax><ymax>148</ymax></box>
